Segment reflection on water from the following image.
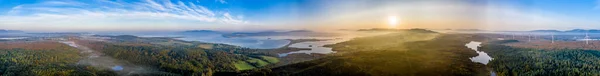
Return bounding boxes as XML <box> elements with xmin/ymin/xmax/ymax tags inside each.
<box><xmin>465</xmin><ymin>41</ymin><xmax>493</xmax><ymax>64</ymax></box>
<box><xmin>0</xmin><ymin>37</ymin><xmax>28</xmax><ymax>40</ymax></box>
<box><xmin>276</xmin><ymin>31</ymin><xmax>392</xmax><ymax>57</ymax></box>
<box><xmin>465</xmin><ymin>41</ymin><xmax>496</xmax><ymax>76</ymax></box>
<box><xmin>179</xmin><ymin>36</ymin><xmax>290</xmax><ymax>49</ymax></box>
<box><xmin>103</xmin><ymin>32</ymin><xmax>291</xmax><ymax>49</ymax></box>
<box><xmin>112</xmin><ymin>66</ymin><xmax>123</xmax><ymax>71</ymax></box>
<box><xmin>278</xmin><ymin>39</ymin><xmax>348</xmax><ymax>57</ymax></box>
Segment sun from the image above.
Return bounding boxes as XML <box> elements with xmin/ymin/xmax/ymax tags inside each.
<box><xmin>388</xmin><ymin>16</ymin><xmax>399</xmax><ymax>28</ymax></box>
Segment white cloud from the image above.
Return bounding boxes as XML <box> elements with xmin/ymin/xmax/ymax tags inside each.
<box><xmin>216</xmin><ymin>0</ymin><xmax>227</xmax><ymax>4</ymax></box>
<box><xmin>0</xmin><ymin>0</ymin><xmax>248</xmax><ymax>31</ymax></box>
<box><xmin>220</xmin><ymin>12</ymin><xmax>248</xmax><ymax>24</ymax></box>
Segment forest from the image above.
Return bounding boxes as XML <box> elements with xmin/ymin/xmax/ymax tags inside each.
<box><xmin>0</xmin><ymin>43</ymin><xmax>115</xmax><ymax>76</ymax></box>
<box><xmin>482</xmin><ymin>40</ymin><xmax>600</xmax><ymax>76</ymax></box>
<box><xmin>0</xmin><ymin>36</ymin><xmax>280</xmax><ymax>76</ymax></box>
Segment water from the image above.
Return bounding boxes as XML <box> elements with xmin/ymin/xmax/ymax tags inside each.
<box><xmin>465</xmin><ymin>41</ymin><xmax>493</xmax><ymax>64</ymax></box>
<box><xmin>0</xmin><ymin>37</ymin><xmax>28</xmax><ymax>40</ymax></box>
<box><xmin>465</xmin><ymin>41</ymin><xmax>496</xmax><ymax>76</ymax></box>
<box><xmin>112</xmin><ymin>66</ymin><xmax>124</xmax><ymax>71</ymax></box>
<box><xmin>276</xmin><ymin>31</ymin><xmax>392</xmax><ymax>57</ymax></box>
<box><xmin>98</xmin><ymin>32</ymin><xmax>291</xmax><ymax>49</ymax></box>
<box><xmin>177</xmin><ymin>35</ymin><xmax>290</xmax><ymax>49</ymax></box>
<box><xmin>277</xmin><ymin>39</ymin><xmax>348</xmax><ymax>57</ymax></box>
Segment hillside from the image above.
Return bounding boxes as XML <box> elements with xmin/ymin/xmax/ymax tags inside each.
<box><xmin>221</xmin><ymin>30</ymin><xmax>339</xmax><ymax>38</ymax></box>
<box><xmin>0</xmin><ymin>29</ymin><xmax>23</xmax><ymax>33</ymax></box>
<box><xmin>0</xmin><ymin>35</ymin><xmax>281</xmax><ymax>75</ymax></box>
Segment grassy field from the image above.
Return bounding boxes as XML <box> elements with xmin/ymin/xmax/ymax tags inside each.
<box><xmin>234</xmin><ymin>56</ymin><xmax>279</xmax><ymax>70</ymax></box>
<box><xmin>234</xmin><ymin>61</ymin><xmax>257</xmax><ymax>70</ymax></box>
<box><xmin>261</xmin><ymin>56</ymin><xmax>279</xmax><ymax>63</ymax></box>
<box><xmin>247</xmin><ymin>58</ymin><xmax>270</xmax><ymax>67</ymax></box>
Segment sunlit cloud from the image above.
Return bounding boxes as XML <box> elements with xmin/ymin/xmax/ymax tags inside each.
<box><xmin>0</xmin><ymin>0</ymin><xmax>247</xmax><ymax>31</ymax></box>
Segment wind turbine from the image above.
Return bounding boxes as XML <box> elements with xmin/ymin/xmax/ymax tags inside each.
<box><xmin>585</xmin><ymin>30</ymin><xmax>590</xmax><ymax>45</ymax></box>
<box><xmin>528</xmin><ymin>34</ymin><xmax>531</xmax><ymax>42</ymax></box>
<box><xmin>512</xmin><ymin>33</ymin><xmax>516</xmax><ymax>39</ymax></box>
<box><xmin>551</xmin><ymin>33</ymin><xmax>555</xmax><ymax>44</ymax></box>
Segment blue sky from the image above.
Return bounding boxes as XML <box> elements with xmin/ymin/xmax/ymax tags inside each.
<box><xmin>0</xmin><ymin>0</ymin><xmax>599</xmax><ymax>32</ymax></box>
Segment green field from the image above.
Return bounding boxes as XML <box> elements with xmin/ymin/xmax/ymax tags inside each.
<box><xmin>234</xmin><ymin>56</ymin><xmax>279</xmax><ymax>70</ymax></box>
<box><xmin>261</xmin><ymin>56</ymin><xmax>279</xmax><ymax>63</ymax></box>
<box><xmin>234</xmin><ymin>61</ymin><xmax>257</xmax><ymax>70</ymax></box>
<box><xmin>247</xmin><ymin>58</ymin><xmax>270</xmax><ymax>67</ymax></box>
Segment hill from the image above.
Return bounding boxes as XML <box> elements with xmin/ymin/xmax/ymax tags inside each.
<box><xmin>526</xmin><ymin>29</ymin><xmax>600</xmax><ymax>33</ymax></box>
<box><xmin>182</xmin><ymin>30</ymin><xmax>222</xmax><ymax>33</ymax></box>
<box><xmin>357</xmin><ymin>28</ymin><xmax>438</xmax><ymax>33</ymax></box>
<box><xmin>221</xmin><ymin>30</ymin><xmax>337</xmax><ymax>38</ymax></box>
<box><xmin>529</xmin><ymin>30</ymin><xmax>562</xmax><ymax>32</ymax></box>
<box><xmin>0</xmin><ymin>29</ymin><xmax>23</xmax><ymax>33</ymax></box>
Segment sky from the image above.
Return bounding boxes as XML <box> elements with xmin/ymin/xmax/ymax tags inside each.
<box><xmin>0</xmin><ymin>0</ymin><xmax>599</xmax><ymax>32</ymax></box>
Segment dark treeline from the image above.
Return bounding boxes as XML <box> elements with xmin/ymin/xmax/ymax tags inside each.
<box><xmin>0</xmin><ymin>45</ymin><xmax>116</xmax><ymax>76</ymax></box>
<box><xmin>482</xmin><ymin>40</ymin><xmax>600</xmax><ymax>76</ymax></box>
<box><xmin>0</xmin><ymin>39</ymin><xmax>279</xmax><ymax>76</ymax></box>
<box><xmin>92</xmin><ymin>41</ymin><xmax>280</xmax><ymax>75</ymax></box>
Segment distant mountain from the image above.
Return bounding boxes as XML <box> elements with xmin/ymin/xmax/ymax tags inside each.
<box><xmin>356</xmin><ymin>28</ymin><xmax>437</xmax><ymax>33</ymax></box>
<box><xmin>527</xmin><ymin>29</ymin><xmax>600</xmax><ymax>33</ymax></box>
<box><xmin>0</xmin><ymin>29</ymin><xmax>23</xmax><ymax>33</ymax></box>
<box><xmin>529</xmin><ymin>30</ymin><xmax>562</xmax><ymax>32</ymax></box>
<box><xmin>564</xmin><ymin>29</ymin><xmax>600</xmax><ymax>33</ymax></box>
<box><xmin>222</xmin><ymin>30</ymin><xmax>335</xmax><ymax>38</ymax></box>
<box><xmin>182</xmin><ymin>30</ymin><xmax>221</xmax><ymax>33</ymax></box>
<box><xmin>357</xmin><ymin>28</ymin><xmax>401</xmax><ymax>31</ymax></box>
<box><xmin>337</xmin><ymin>29</ymin><xmax>352</xmax><ymax>31</ymax></box>
<box><xmin>407</xmin><ymin>28</ymin><xmax>438</xmax><ymax>33</ymax></box>
<box><xmin>288</xmin><ymin>30</ymin><xmax>312</xmax><ymax>32</ymax></box>
<box><xmin>27</xmin><ymin>32</ymin><xmax>88</xmax><ymax>35</ymax></box>
<box><xmin>565</xmin><ymin>29</ymin><xmax>586</xmax><ymax>32</ymax></box>
<box><xmin>453</xmin><ymin>29</ymin><xmax>485</xmax><ymax>31</ymax></box>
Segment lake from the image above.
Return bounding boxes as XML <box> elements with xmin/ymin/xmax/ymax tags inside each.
<box><xmin>0</xmin><ymin>37</ymin><xmax>28</xmax><ymax>40</ymax></box>
<box><xmin>465</xmin><ymin>41</ymin><xmax>496</xmax><ymax>76</ymax></box>
<box><xmin>97</xmin><ymin>32</ymin><xmax>291</xmax><ymax>49</ymax></box>
<box><xmin>465</xmin><ymin>41</ymin><xmax>493</xmax><ymax>64</ymax></box>
<box><xmin>277</xmin><ymin>38</ymin><xmax>349</xmax><ymax>57</ymax></box>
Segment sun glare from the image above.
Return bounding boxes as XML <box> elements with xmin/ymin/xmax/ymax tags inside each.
<box><xmin>388</xmin><ymin>16</ymin><xmax>399</xmax><ymax>28</ymax></box>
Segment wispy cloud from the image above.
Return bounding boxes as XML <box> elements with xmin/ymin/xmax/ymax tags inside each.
<box><xmin>216</xmin><ymin>0</ymin><xmax>227</xmax><ymax>4</ymax></box>
<box><xmin>0</xmin><ymin>0</ymin><xmax>247</xmax><ymax>31</ymax></box>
